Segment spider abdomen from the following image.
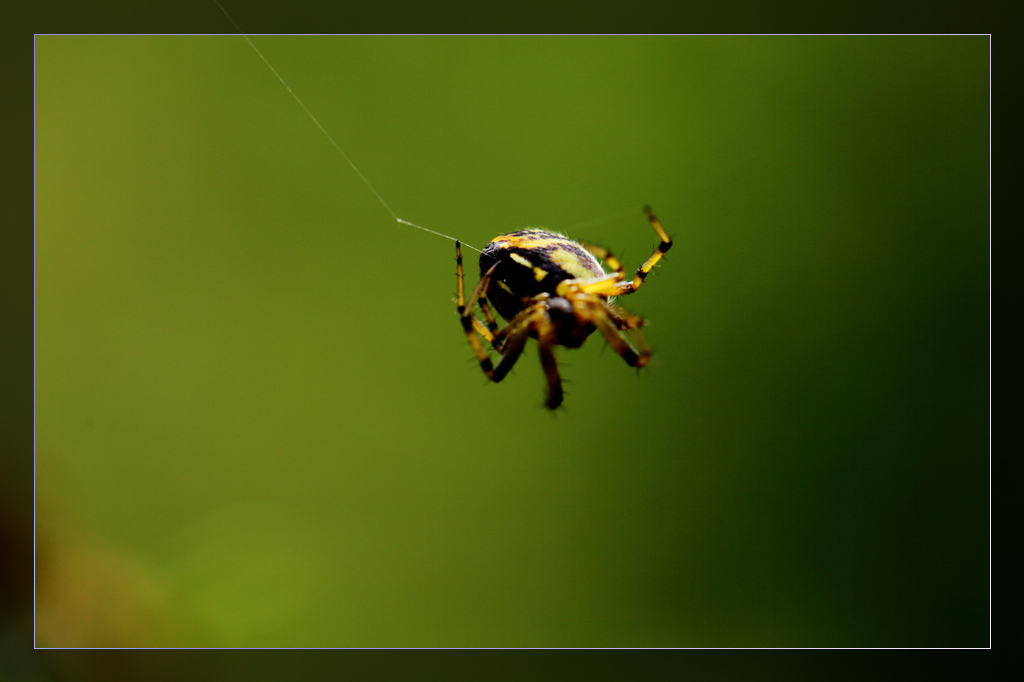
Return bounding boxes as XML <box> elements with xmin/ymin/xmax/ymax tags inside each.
<box><xmin>479</xmin><ymin>229</ymin><xmax>606</xmax><ymax>321</ymax></box>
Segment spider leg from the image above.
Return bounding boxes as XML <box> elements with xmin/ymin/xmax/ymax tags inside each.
<box><xmin>477</xmin><ymin>296</ymin><xmax>502</xmax><ymax>350</ymax></box>
<box><xmin>492</xmin><ymin>310</ymin><xmax>533</xmax><ymax>382</ymax></box>
<box><xmin>470</xmin><ymin>316</ymin><xmax>492</xmax><ymax>342</ymax></box>
<box><xmin>533</xmin><ymin>307</ymin><xmax>564</xmax><ymax>409</ymax></box>
<box><xmin>571</xmin><ymin>206</ymin><xmax>674</xmax><ymax>297</ymax></box>
<box><xmin>567</xmin><ymin>272</ymin><xmax>627</xmax><ymax>297</ymax></box>
<box><xmin>472</xmin><ymin>302</ymin><xmax>536</xmax><ymax>385</ymax></box>
<box><xmin>457</xmin><ymin>241</ymin><xmax>539</xmax><ymax>384</ymax></box>
<box><xmin>624</xmin><ymin>205</ymin><xmax>673</xmax><ymax>293</ymax></box>
<box><xmin>457</xmin><ymin>241</ymin><xmax>499</xmax><ymax>320</ymax></box>
<box><xmin>583</xmin><ymin>296</ymin><xmax>651</xmax><ymax>369</ymax></box>
<box><xmin>457</xmin><ymin>241</ymin><xmax>499</xmax><ymax>379</ymax></box>
<box><xmin>604</xmin><ymin>302</ymin><xmax>645</xmax><ymax>331</ymax></box>
<box><xmin>465</xmin><ymin>302</ymin><xmax>503</xmax><ymax>352</ymax></box>
<box><xmin>579</xmin><ymin>241</ymin><xmax>625</xmax><ymax>279</ymax></box>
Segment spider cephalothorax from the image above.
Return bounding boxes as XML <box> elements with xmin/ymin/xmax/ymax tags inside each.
<box><xmin>457</xmin><ymin>206</ymin><xmax>672</xmax><ymax>409</ymax></box>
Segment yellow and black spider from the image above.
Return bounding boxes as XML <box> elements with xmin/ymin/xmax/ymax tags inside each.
<box><xmin>456</xmin><ymin>205</ymin><xmax>672</xmax><ymax>409</ymax></box>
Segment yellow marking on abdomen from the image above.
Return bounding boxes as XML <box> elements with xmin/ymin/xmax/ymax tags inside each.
<box><xmin>509</xmin><ymin>252</ymin><xmax>533</xmax><ymax>268</ymax></box>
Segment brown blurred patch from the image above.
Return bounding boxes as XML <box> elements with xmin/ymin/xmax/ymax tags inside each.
<box><xmin>36</xmin><ymin>539</ymin><xmax>170</xmax><ymax>649</ymax></box>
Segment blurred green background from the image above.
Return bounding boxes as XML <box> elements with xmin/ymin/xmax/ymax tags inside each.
<box><xmin>33</xmin><ymin>36</ymin><xmax>987</xmax><ymax>648</ymax></box>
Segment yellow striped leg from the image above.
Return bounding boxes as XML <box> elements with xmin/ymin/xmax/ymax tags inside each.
<box><xmin>583</xmin><ymin>298</ymin><xmax>650</xmax><ymax>368</ymax></box>
<box><xmin>579</xmin><ymin>241</ymin><xmax>625</xmax><ymax>278</ymax></box>
<box><xmin>627</xmin><ymin>205</ymin><xmax>673</xmax><ymax>292</ymax></box>
<box><xmin>477</xmin><ymin>297</ymin><xmax>502</xmax><ymax>349</ymax></box>
<box><xmin>457</xmin><ymin>240</ymin><xmax>534</xmax><ymax>383</ymax></box>
<box><xmin>565</xmin><ymin>207</ymin><xmax>673</xmax><ymax>297</ymax></box>
<box><xmin>604</xmin><ymin>302</ymin><xmax>645</xmax><ymax>331</ymax></box>
<box><xmin>457</xmin><ymin>241</ymin><xmax>496</xmax><ymax>379</ymax></box>
<box><xmin>492</xmin><ymin>311</ymin><xmax>533</xmax><ymax>382</ymax></box>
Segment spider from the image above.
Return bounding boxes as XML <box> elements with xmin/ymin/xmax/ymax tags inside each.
<box><xmin>456</xmin><ymin>205</ymin><xmax>672</xmax><ymax>409</ymax></box>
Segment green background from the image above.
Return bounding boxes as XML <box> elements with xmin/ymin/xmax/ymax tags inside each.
<box><xmin>34</xmin><ymin>36</ymin><xmax>988</xmax><ymax>647</ymax></box>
